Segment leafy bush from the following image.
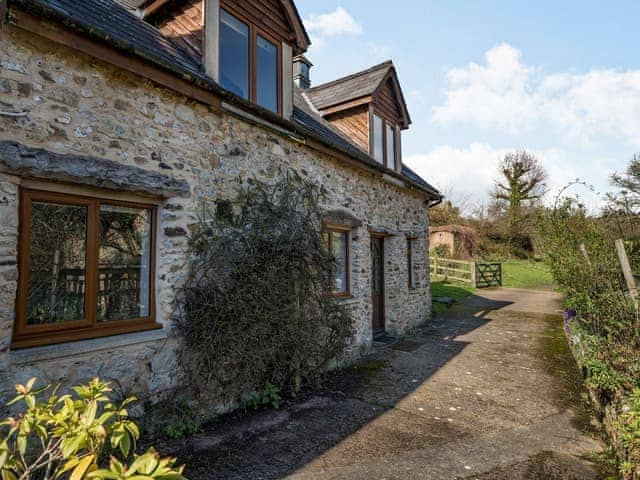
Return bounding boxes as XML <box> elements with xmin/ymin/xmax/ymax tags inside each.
<box><xmin>246</xmin><ymin>383</ymin><xmax>282</xmax><ymax>411</ymax></box>
<box><xmin>163</xmin><ymin>403</ymin><xmax>202</xmax><ymax>440</ymax></box>
<box><xmin>539</xmin><ymin>193</ymin><xmax>640</xmax><ymax>478</ymax></box>
<box><xmin>0</xmin><ymin>378</ymin><xmax>185</xmax><ymax>479</ymax></box>
<box><xmin>584</xmin><ymin>357</ymin><xmax>627</xmax><ymax>401</ymax></box>
<box><xmin>617</xmin><ymin>389</ymin><xmax>640</xmax><ymax>479</ymax></box>
<box><xmin>178</xmin><ymin>171</ymin><xmax>353</xmax><ymax>405</ymax></box>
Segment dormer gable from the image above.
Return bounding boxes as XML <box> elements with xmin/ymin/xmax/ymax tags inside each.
<box><xmin>131</xmin><ymin>0</ymin><xmax>310</xmax><ymax>118</ymax></box>
<box><xmin>303</xmin><ymin>61</ymin><xmax>411</xmax><ymax>173</ymax></box>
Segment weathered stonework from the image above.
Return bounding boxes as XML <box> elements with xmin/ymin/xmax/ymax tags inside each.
<box><xmin>0</xmin><ymin>26</ymin><xmax>432</xmax><ymax>407</ymax></box>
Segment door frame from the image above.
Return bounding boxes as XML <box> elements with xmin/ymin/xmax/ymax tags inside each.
<box><xmin>370</xmin><ymin>233</ymin><xmax>386</xmax><ymax>337</ymax></box>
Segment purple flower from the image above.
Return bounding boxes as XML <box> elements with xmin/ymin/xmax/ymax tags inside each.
<box><xmin>563</xmin><ymin>309</ymin><xmax>577</xmax><ymax>336</ymax></box>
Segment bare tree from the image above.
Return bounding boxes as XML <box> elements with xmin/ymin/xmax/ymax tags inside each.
<box><xmin>492</xmin><ymin>150</ymin><xmax>548</xmax><ymax>231</ymax></box>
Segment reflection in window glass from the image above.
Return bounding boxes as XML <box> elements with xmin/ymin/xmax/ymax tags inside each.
<box><xmin>257</xmin><ymin>35</ymin><xmax>278</xmax><ymax>112</ymax></box>
<box><xmin>331</xmin><ymin>231</ymin><xmax>347</xmax><ymax>294</ymax></box>
<box><xmin>386</xmin><ymin>124</ymin><xmax>396</xmax><ymax>169</ymax></box>
<box><xmin>220</xmin><ymin>10</ymin><xmax>249</xmax><ymax>99</ymax></box>
<box><xmin>372</xmin><ymin>114</ymin><xmax>384</xmax><ymax>163</ymax></box>
<box><xmin>98</xmin><ymin>205</ymin><xmax>152</xmax><ymax>322</ymax></box>
<box><xmin>27</xmin><ymin>202</ymin><xmax>87</xmax><ymax>325</ymax></box>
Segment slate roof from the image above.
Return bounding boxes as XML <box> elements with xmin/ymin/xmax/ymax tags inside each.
<box><xmin>8</xmin><ymin>0</ymin><xmax>441</xmax><ymax>199</ymax></box>
<box><xmin>115</xmin><ymin>0</ymin><xmax>146</xmax><ymax>9</ymax></box>
<box><xmin>12</xmin><ymin>0</ymin><xmax>206</xmax><ymax>81</ymax></box>
<box><xmin>305</xmin><ymin>61</ymin><xmax>392</xmax><ymax>111</ymax></box>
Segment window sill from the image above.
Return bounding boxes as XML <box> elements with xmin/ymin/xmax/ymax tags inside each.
<box><xmin>335</xmin><ymin>296</ymin><xmax>359</xmax><ymax>306</ymax></box>
<box><xmin>11</xmin><ymin>328</ymin><xmax>168</xmax><ymax>365</ymax></box>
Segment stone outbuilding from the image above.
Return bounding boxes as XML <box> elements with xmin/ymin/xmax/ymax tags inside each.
<box><xmin>0</xmin><ymin>0</ymin><xmax>441</xmax><ymax>406</ymax></box>
<box><xmin>429</xmin><ymin>225</ymin><xmax>477</xmax><ymax>258</ymax></box>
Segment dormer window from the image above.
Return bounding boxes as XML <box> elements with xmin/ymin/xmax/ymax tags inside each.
<box><xmin>372</xmin><ymin>114</ymin><xmax>384</xmax><ymax>163</ymax></box>
<box><xmin>305</xmin><ymin>61</ymin><xmax>410</xmax><ymax>173</ymax></box>
<box><xmin>149</xmin><ymin>0</ymin><xmax>309</xmax><ymax>119</ymax></box>
<box><xmin>256</xmin><ymin>35</ymin><xmax>279</xmax><ymax>112</ymax></box>
<box><xmin>386</xmin><ymin>123</ymin><xmax>397</xmax><ymax>170</ymax></box>
<box><xmin>219</xmin><ymin>9</ymin><xmax>281</xmax><ymax>113</ymax></box>
<box><xmin>220</xmin><ymin>10</ymin><xmax>250</xmax><ymax>99</ymax></box>
<box><xmin>371</xmin><ymin>112</ymin><xmax>399</xmax><ymax>169</ymax></box>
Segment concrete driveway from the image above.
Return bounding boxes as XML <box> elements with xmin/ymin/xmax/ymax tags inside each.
<box><xmin>168</xmin><ymin>288</ymin><xmax>606</xmax><ymax>479</ymax></box>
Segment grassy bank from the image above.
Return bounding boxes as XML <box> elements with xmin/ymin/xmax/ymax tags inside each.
<box><xmin>502</xmin><ymin>259</ymin><xmax>555</xmax><ymax>289</ymax></box>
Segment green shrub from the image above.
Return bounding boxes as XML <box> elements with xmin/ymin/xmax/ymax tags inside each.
<box><xmin>246</xmin><ymin>383</ymin><xmax>282</xmax><ymax>411</ymax></box>
<box><xmin>163</xmin><ymin>403</ymin><xmax>202</xmax><ymax>440</ymax></box>
<box><xmin>538</xmin><ymin>194</ymin><xmax>640</xmax><ymax>478</ymax></box>
<box><xmin>617</xmin><ymin>389</ymin><xmax>640</xmax><ymax>479</ymax></box>
<box><xmin>0</xmin><ymin>378</ymin><xmax>185</xmax><ymax>479</ymax></box>
<box><xmin>584</xmin><ymin>357</ymin><xmax>627</xmax><ymax>400</ymax></box>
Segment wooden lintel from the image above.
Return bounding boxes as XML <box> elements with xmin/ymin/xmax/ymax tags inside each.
<box><xmin>10</xmin><ymin>9</ymin><xmax>222</xmax><ymax>111</ymax></box>
<box><xmin>320</xmin><ymin>96</ymin><xmax>372</xmax><ymax>116</ymax></box>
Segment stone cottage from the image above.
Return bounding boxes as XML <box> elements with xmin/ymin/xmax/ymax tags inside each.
<box><xmin>0</xmin><ymin>0</ymin><xmax>441</xmax><ymax>403</ymax></box>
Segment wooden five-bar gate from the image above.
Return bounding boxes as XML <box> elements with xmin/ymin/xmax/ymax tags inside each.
<box><xmin>429</xmin><ymin>256</ymin><xmax>502</xmax><ymax>288</ymax></box>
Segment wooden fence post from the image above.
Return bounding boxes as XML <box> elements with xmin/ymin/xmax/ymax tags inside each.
<box><xmin>615</xmin><ymin>238</ymin><xmax>639</xmax><ymax>340</ymax></box>
<box><xmin>579</xmin><ymin>243</ymin><xmax>592</xmax><ymax>267</ymax></box>
<box><xmin>471</xmin><ymin>262</ymin><xmax>477</xmax><ymax>288</ymax></box>
<box><xmin>615</xmin><ymin>239</ymin><xmax>637</xmax><ymax>297</ymax></box>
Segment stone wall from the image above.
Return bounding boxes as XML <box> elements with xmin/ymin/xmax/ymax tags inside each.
<box><xmin>0</xmin><ymin>25</ymin><xmax>432</xmax><ymax>407</ymax></box>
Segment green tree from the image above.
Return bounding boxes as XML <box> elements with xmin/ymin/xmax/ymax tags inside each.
<box><xmin>608</xmin><ymin>153</ymin><xmax>640</xmax><ymax>214</ymax></box>
<box><xmin>493</xmin><ymin>150</ymin><xmax>548</xmax><ymax>234</ymax></box>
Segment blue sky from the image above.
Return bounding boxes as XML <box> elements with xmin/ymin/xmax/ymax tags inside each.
<box><xmin>295</xmin><ymin>1</ymin><xmax>640</xmax><ymax>211</ymax></box>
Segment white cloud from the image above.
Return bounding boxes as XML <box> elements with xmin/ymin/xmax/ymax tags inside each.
<box><xmin>432</xmin><ymin>43</ymin><xmax>640</xmax><ymax>147</ymax></box>
<box><xmin>304</xmin><ymin>7</ymin><xmax>363</xmax><ymax>48</ymax></box>
<box><xmin>406</xmin><ymin>143</ymin><xmax>605</xmax><ymax>211</ymax></box>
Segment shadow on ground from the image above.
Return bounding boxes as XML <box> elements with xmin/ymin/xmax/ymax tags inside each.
<box><xmin>160</xmin><ymin>289</ymin><xmax>604</xmax><ymax>479</ymax></box>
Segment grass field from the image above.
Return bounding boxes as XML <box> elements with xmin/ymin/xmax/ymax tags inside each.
<box><xmin>430</xmin><ymin>281</ymin><xmax>475</xmax><ymax>315</ymax></box>
<box><xmin>430</xmin><ymin>259</ymin><xmax>555</xmax><ymax>315</ymax></box>
<box><xmin>502</xmin><ymin>259</ymin><xmax>555</xmax><ymax>289</ymax></box>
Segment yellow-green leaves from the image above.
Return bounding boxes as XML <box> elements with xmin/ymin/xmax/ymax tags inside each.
<box><xmin>0</xmin><ymin>378</ymin><xmax>186</xmax><ymax>480</ymax></box>
<box><xmin>87</xmin><ymin>449</ymin><xmax>186</xmax><ymax>480</ymax></box>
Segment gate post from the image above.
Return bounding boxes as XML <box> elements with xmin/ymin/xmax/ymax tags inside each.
<box><xmin>471</xmin><ymin>262</ymin><xmax>477</xmax><ymax>288</ymax></box>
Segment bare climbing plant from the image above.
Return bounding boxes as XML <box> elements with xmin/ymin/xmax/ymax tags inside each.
<box><xmin>177</xmin><ymin>171</ymin><xmax>354</xmax><ymax>404</ymax></box>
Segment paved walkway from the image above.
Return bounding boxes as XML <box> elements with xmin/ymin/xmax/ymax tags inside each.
<box><xmin>169</xmin><ymin>288</ymin><xmax>605</xmax><ymax>479</ymax></box>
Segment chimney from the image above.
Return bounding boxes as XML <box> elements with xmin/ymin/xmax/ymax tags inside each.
<box><xmin>293</xmin><ymin>55</ymin><xmax>312</xmax><ymax>89</ymax></box>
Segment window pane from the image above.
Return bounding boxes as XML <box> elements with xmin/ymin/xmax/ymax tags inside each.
<box><xmin>372</xmin><ymin>115</ymin><xmax>384</xmax><ymax>163</ymax></box>
<box><xmin>257</xmin><ymin>35</ymin><xmax>278</xmax><ymax>112</ymax></box>
<box><xmin>27</xmin><ymin>202</ymin><xmax>87</xmax><ymax>325</ymax></box>
<box><xmin>220</xmin><ymin>10</ymin><xmax>249</xmax><ymax>99</ymax></box>
<box><xmin>331</xmin><ymin>231</ymin><xmax>347</xmax><ymax>294</ymax></box>
<box><xmin>98</xmin><ymin>205</ymin><xmax>152</xmax><ymax>322</ymax></box>
<box><xmin>386</xmin><ymin>124</ymin><xmax>396</xmax><ymax>168</ymax></box>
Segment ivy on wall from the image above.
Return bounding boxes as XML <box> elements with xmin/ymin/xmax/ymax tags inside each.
<box><xmin>178</xmin><ymin>171</ymin><xmax>353</xmax><ymax>404</ymax></box>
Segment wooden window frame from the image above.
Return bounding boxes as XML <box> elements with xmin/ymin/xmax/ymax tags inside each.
<box><xmin>325</xmin><ymin>224</ymin><xmax>351</xmax><ymax>299</ymax></box>
<box><xmin>13</xmin><ymin>189</ymin><xmax>160</xmax><ymax>349</ymax></box>
<box><xmin>370</xmin><ymin>109</ymin><xmax>398</xmax><ymax>170</ymax></box>
<box><xmin>220</xmin><ymin>7</ymin><xmax>282</xmax><ymax>115</ymax></box>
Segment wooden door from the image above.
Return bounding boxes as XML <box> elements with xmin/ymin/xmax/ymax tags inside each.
<box><xmin>371</xmin><ymin>236</ymin><xmax>385</xmax><ymax>336</ymax></box>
